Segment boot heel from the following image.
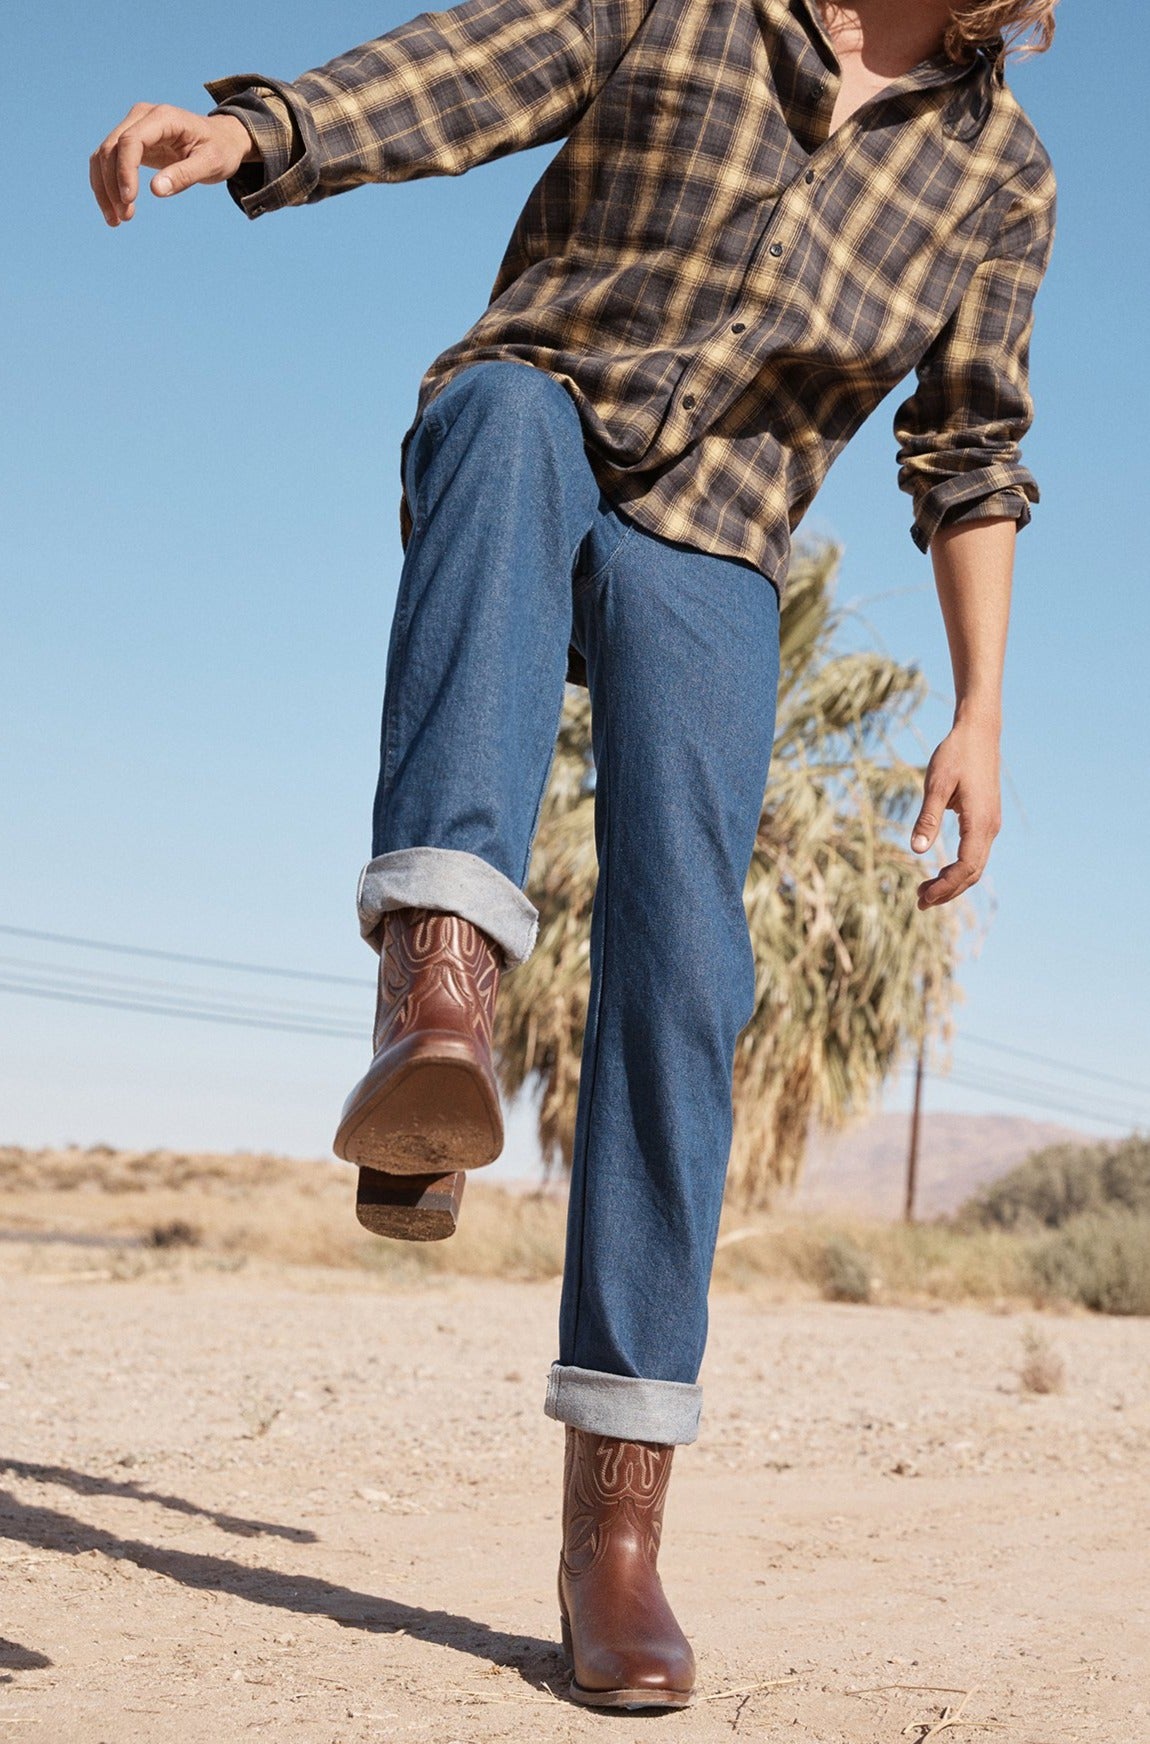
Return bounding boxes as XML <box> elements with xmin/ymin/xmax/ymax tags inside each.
<box><xmin>355</xmin><ymin>1167</ymin><xmax>465</xmax><ymax>1241</ymax></box>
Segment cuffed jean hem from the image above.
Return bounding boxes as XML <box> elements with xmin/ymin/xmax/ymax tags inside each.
<box><xmin>543</xmin><ymin>1361</ymin><xmax>703</xmax><ymax>1446</ymax></box>
<box><xmin>356</xmin><ymin>847</ymin><xmax>539</xmax><ymax>968</ymax></box>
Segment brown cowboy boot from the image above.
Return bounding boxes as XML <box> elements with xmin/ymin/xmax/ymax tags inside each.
<box><xmin>558</xmin><ymin>1425</ymin><xmax>696</xmax><ymax>1710</ymax></box>
<box><xmin>333</xmin><ymin>906</ymin><xmax>505</xmax><ymax>1238</ymax></box>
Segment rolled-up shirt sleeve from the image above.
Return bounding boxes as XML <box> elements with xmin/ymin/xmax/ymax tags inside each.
<box><xmin>202</xmin><ymin>86</ymin><xmax>301</xmax><ymax>216</ymax></box>
<box><xmin>892</xmin><ymin>155</ymin><xmax>1057</xmax><ymax>554</ymax></box>
<box><xmin>202</xmin><ymin>0</ymin><xmax>608</xmax><ymax>219</ymax></box>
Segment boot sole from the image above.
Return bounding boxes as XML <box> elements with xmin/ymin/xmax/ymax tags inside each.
<box><xmin>333</xmin><ymin>1032</ymin><xmax>503</xmax><ymax>1173</ymax></box>
<box><xmin>559</xmin><ymin>1615</ymin><xmax>694</xmax><ymax>1711</ymax></box>
<box><xmin>355</xmin><ymin>1168</ymin><xmax>465</xmax><ymax>1242</ymax></box>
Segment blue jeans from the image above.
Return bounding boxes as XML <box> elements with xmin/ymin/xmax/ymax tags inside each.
<box><xmin>359</xmin><ymin>361</ymin><xmax>781</xmax><ymax>1444</ymax></box>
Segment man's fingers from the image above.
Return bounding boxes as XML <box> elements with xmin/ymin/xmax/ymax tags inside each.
<box><xmin>88</xmin><ymin>152</ymin><xmax>114</xmax><ymax>224</ymax></box>
<box><xmin>90</xmin><ymin>104</ymin><xmax>157</xmax><ymax>224</ymax></box>
<box><xmin>917</xmin><ymin>858</ymin><xmax>980</xmax><ymax>908</ymax></box>
<box><xmin>92</xmin><ymin>134</ymin><xmax>128</xmax><ymax>224</ymax></box>
<box><xmin>115</xmin><ymin>130</ymin><xmax>146</xmax><ymax>214</ymax></box>
<box><xmin>916</xmin><ymin>827</ymin><xmax>992</xmax><ymax>907</ymax></box>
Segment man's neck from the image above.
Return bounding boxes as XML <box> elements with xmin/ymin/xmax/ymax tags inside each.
<box><xmin>815</xmin><ymin>0</ymin><xmax>956</xmax><ymax>75</ymax></box>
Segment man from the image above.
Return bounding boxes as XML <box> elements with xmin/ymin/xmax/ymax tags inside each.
<box><xmin>90</xmin><ymin>0</ymin><xmax>1058</xmax><ymax>1709</ymax></box>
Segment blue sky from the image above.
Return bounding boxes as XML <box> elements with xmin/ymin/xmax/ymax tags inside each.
<box><xmin>2</xmin><ymin>0</ymin><xmax>1147</xmax><ymax>1169</ymax></box>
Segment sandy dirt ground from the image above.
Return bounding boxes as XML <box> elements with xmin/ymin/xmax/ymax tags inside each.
<box><xmin>1</xmin><ymin>1256</ymin><xmax>1147</xmax><ymax>1743</ymax></box>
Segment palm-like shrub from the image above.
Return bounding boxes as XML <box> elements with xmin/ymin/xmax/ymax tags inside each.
<box><xmin>493</xmin><ymin>536</ymin><xmax>966</xmax><ymax>1207</ymax></box>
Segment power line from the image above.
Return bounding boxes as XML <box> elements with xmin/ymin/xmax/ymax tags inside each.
<box><xmin>4</xmin><ymin>920</ymin><xmax>1146</xmax><ymax>1100</ymax></box>
<box><xmin>0</xmin><ymin>979</ymin><xmax>363</xmax><ymax>1041</ymax></box>
<box><xmin>0</xmin><ymin>924</ymin><xmax>369</xmax><ymax>988</ymax></box>
<box><xmin>954</xmin><ymin>1029</ymin><xmax>1148</xmax><ymax>1096</ymax></box>
<box><xmin>2</xmin><ymin>971</ymin><xmax>1145</xmax><ymax>1132</ymax></box>
<box><xmin>0</xmin><ymin>967</ymin><xmax>363</xmax><ymax>1033</ymax></box>
<box><xmin>0</xmin><ymin>954</ymin><xmax>364</xmax><ymax>1021</ymax></box>
<box><xmin>941</xmin><ymin>1055</ymin><xmax>1150</xmax><ymax>1128</ymax></box>
<box><xmin>940</xmin><ymin>1069</ymin><xmax>1146</xmax><ymax>1132</ymax></box>
<box><xmin>3</xmin><ymin>921</ymin><xmax>1147</xmax><ymax>1129</ymax></box>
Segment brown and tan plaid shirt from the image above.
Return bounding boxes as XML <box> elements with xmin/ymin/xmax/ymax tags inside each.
<box><xmin>205</xmin><ymin>0</ymin><xmax>1057</xmax><ymax>602</ymax></box>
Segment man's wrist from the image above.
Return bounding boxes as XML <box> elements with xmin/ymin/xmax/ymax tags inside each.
<box><xmin>210</xmin><ymin>112</ymin><xmax>262</xmax><ymax>164</ymax></box>
<box><xmin>952</xmin><ymin>695</ymin><xmax>1003</xmax><ymax>733</ymax></box>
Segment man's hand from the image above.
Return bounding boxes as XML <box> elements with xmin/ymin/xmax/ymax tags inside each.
<box><xmin>90</xmin><ymin>106</ymin><xmax>258</xmax><ymax>226</ymax></box>
<box><xmin>910</xmin><ymin>717</ymin><xmax>1002</xmax><ymax>909</ymax></box>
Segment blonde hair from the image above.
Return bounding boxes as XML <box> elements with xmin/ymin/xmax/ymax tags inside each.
<box><xmin>943</xmin><ymin>0</ymin><xmax>1060</xmax><ymax>75</ymax></box>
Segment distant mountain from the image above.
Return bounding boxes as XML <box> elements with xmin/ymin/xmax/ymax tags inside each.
<box><xmin>786</xmin><ymin>1112</ymin><xmax>1094</xmax><ymax>1221</ymax></box>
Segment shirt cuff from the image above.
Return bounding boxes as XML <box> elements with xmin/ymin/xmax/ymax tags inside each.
<box><xmin>203</xmin><ymin>74</ymin><xmax>318</xmax><ymax>218</ymax></box>
<box><xmin>910</xmin><ymin>475</ymin><xmax>1038</xmax><ymax>555</ymax></box>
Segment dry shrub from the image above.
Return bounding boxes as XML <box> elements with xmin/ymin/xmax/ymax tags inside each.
<box><xmin>958</xmin><ymin>1141</ymin><xmax>1109</xmax><ymax>1232</ymax></box>
<box><xmin>819</xmin><ymin>1235</ymin><xmax>873</xmax><ymax>1303</ymax></box>
<box><xmin>145</xmin><ymin>1219</ymin><xmax>201</xmax><ymax>1250</ymax></box>
<box><xmin>1029</xmin><ymin>1212</ymin><xmax>1150</xmax><ymax>1317</ymax></box>
<box><xmin>957</xmin><ymin>1133</ymin><xmax>1150</xmax><ymax>1234</ymax></box>
<box><xmin>1017</xmin><ymin>1323</ymin><xmax>1065</xmax><ymax>1394</ymax></box>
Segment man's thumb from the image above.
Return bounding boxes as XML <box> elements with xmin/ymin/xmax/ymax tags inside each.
<box><xmin>152</xmin><ymin>151</ymin><xmax>211</xmax><ymax>197</ymax></box>
<box><xmin>911</xmin><ymin>809</ymin><xmax>938</xmax><ymax>853</ymax></box>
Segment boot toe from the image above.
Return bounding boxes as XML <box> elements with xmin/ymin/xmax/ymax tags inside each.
<box><xmin>578</xmin><ymin>1642</ymin><xmax>694</xmax><ymax>1695</ymax></box>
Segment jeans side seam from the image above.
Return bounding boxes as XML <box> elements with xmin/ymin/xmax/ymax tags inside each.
<box><xmin>517</xmin><ymin>672</ymin><xmax>571</xmax><ymax>891</ymax></box>
<box><xmin>568</xmin><ymin>641</ymin><xmax>611</xmax><ymax>1367</ymax></box>
<box><xmin>382</xmin><ymin>412</ymin><xmax>444</xmax><ymax>804</ymax></box>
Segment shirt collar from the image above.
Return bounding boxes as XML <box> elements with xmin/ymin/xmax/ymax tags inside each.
<box><xmin>791</xmin><ymin>0</ymin><xmax>991</xmax><ymax>95</ymax></box>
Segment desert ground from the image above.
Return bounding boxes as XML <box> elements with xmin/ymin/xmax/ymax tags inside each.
<box><xmin>1</xmin><ymin>1152</ymin><xmax>1147</xmax><ymax>1742</ymax></box>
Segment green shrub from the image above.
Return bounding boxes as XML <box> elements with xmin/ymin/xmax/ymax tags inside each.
<box><xmin>1029</xmin><ymin>1211</ymin><xmax>1150</xmax><ymax>1316</ymax></box>
<box><xmin>820</xmin><ymin>1235</ymin><xmax>873</xmax><ymax>1303</ymax></box>
<box><xmin>1099</xmin><ymin>1134</ymin><xmax>1150</xmax><ymax>1216</ymax></box>
<box><xmin>959</xmin><ymin>1142</ymin><xmax>1105</xmax><ymax>1231</ymax></box>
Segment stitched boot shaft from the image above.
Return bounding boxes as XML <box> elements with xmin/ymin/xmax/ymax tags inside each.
<box><xmin>332</xmin><ymin>905</ymin><xmax>505</xmax><ymax>1175</ymax></box>
<box><xmin>558</xmin><ymin>1425</ymin><xmax>696</xmax><ymax>1708</ymax></box>
<box><xmin>371</xmin><ymin>907</ymin><xmax>501</xmax><ymax>1056</ymax></box>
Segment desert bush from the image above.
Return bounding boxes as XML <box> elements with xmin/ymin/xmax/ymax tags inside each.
<box><xmin>820</xmin><ymin>1235</ymin><xmax>873</xmax><ymax>1303</ymax></box>
<box><xmin>1029</xmin><ymin>1211</ymin><xmax>1150</xmax><ymax>1316</ymax></box>
<box><xmin>958</xmin><ymin>1139</ymin><xmax>1115</xmax><ymax>1232</ymax></box>
<box><xmin>1099</xmin><ymin>1134</ymin><xmax>1150</xmax><ymax>1217</ymax></box>
<box><xmin>146</xmin><ymin>1219</ymin><xmax>201</xmax><ymax>1249</ymax></box>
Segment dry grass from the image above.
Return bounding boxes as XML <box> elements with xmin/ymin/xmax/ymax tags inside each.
<box><xmin>709</xmin><ymin>1209</ymin><xmax>1039</xmax><ymax>1306</ymax></box>
<box><xmin>0</xmin><ymin>1142</ymin><xmax>1138</xmax><ymax>1315</ymax></box>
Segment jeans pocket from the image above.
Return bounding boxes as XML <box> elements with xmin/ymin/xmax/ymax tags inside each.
<box><xmin>572</xmin><ymin>501</ymin><xmax>640</xmax><ymax>601</ymax></box>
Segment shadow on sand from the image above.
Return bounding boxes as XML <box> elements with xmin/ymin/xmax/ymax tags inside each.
<box><xmin>0</xmin><ymin>1467</ymin><xmax>573</xmax><ymax>1701</ymax></box>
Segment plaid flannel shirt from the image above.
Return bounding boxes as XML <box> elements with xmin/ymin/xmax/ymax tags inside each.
<box><xmin>205</xmin><ymin>0</ymin><xmax>1057</xmax><ymax>658</ymax></box>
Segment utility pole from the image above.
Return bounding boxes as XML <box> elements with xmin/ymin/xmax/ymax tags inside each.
<box><xmin>904</xmin><ymin>1029</ymin><xmax>925</xmax><ymax>1223</ymax></box>
<box><xmin>905</xmin><ymin>965</ymin><xmax>932</xmax><ymax>1225</ymax></box>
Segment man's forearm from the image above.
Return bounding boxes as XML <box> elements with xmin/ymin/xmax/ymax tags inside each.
<box><xmin>928</xmin><ymin>513</ymin><xmax>1016</xmax><ymax>727</ymax></box>
<box><xmin>908</xmin><ymin>513</ymin><xmax>1015</xmax><ymax>902</ymax></box>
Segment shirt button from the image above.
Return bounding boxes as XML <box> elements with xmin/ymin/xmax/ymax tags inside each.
<box><xmin>804</xmin><ymin>169</ymin><xmax>815</xmax><ymax>183</ymax></box>
<box><xmin>769</xmin><ymin>241</ymin><xmax>784</xmax><ymax>257</ymax></box>
<box><xmin>730</xmin><ymin>322</ymin><xmax>746</xmax><ymax>334</ymax></box>
<box><xmin>681</xmin><ymin>394</ymin><xmax>697</xmax><ymax>409</ymax></box>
